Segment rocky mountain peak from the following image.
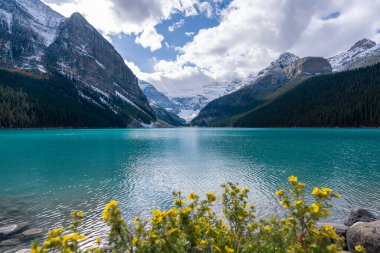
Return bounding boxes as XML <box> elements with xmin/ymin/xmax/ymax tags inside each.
<box><xmin>328</xmin><ymin>38</ymin><xmax>380</xmax><ymax>72</ymax></box>
<box><xmin>349</xmin><ymin>38</ymin><xmax>376</xmax><ymax>51</ymax></box>
<box><xmin>258</xmin><ymin>52</ymin><xmax>300</xmax><ymax>76</ymax></box>
<box><xmin>285</xmin><ymin>57</ymin><xmax>332</xmax><ymax>79</ymax></box>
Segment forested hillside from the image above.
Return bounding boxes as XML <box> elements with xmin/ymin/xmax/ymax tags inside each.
<box><xmin>0</xmin><ymin>70</ymin><xmax>154</xmax><ymax>128</ymax></box>
<box><xmin>234</xmin><ymin>63</ymin><xmax>380</xmax><ymax>127</ymax></box>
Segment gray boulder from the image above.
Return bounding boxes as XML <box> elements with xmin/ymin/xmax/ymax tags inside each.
<box><xmin>344</xmin><ymin>208</ymin><xmax>378</xmax><ymax>226</ymax></box>
<box><xmin>0</xmin><ymin>223</ymin><xmax>28</xmax><ymax>238</ymax></box>
<box><xmin>21</xmin><ymin>228</ymin><xmax>43</xmax><ymax>238</ymax></box>
<box><xmin>346</xmin><ymin>220</ymin><xmax>380</xmax><ymax>253</ymax></box>
<box><xmin>0</xmin><ymin>238</ymin><xmax>22</xmax><ymax>246</ymax></box>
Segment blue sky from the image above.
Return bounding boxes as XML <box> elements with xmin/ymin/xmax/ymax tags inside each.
<box><xmin>45</xmin><ymin>0</ymin><xmax>380</xmax><ymax>95</ymax></box>
<box><xmin>111</xmin><ymin>12</ymin><xmax>220</xmax><ymax>73</ymax></box>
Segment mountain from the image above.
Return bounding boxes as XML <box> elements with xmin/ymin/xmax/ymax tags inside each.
<box><xmin>168</xmin><ymin>79</ymin><xmax>244</xmax><ymax>122</ymax></box>
<box><xmin>139</xmin><ymin>80</ymin><xmax>180</xmax><ymax>114</ymax></box>
<box><xmin>0</xmin><ymin>70</ymin><xmax>155</xmax><ymax>128</ymax></box>
<box><xmin>138</xmin><ymin>80</ymin><xmax>185</xmax><ymax>126</ymax></box>
<box><xmin>0</xmin><ymin>0</ymin><xmax>156</xmax><ymax>127</ymax></box>
<box><xmin>234</xmin><ymin>62</ymin><xmax>380</xmax><ymax>127</ymax></box>
<box><xmin>191</xmin><ymin>52</ymin><xmax>310</xmax><ymax>126</ymax></box>
<box><xmin>329</xmin><ymin>38</ymin><xmax>380</xmax><ymax>72</ymax></box>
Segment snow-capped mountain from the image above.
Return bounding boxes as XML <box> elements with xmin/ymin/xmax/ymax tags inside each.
<box><xmin>143</xmin><ymin>52</ymin><xmax>301</xmax><ymax>122</ymax></box>
<box><xmin>169</xmin><ymin>79</ymin><xmax>248</xmax><ymax>122</ymax></box>
<box><xmin>328</xmin><ymin>38</ymin><xmax>380</xmax><ymax>72</ymax></box>
<box><xmin>139</xmin><ymin>80</ymin><xmax>180</xmax><ymax>114</ymax></box>
<box><xmin>0</xmin><ymin>0</ymin><xmax>156</xmax><ymax>127</ymax></box>
<box><xmin>192</xmin><ymin>53</ymin><xmax>331</xmax><ymax>126</ymax></box>
<box><xmin>257</xmin><ymin>52</ymin><xmax>300</xmax><ymax>77</ymax></box>
<box><xmin>0</xmin><ymin>0</ymin><xmax>64</xmax><ymax>71</ymax></box>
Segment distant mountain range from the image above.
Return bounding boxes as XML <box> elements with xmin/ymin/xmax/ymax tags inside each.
<box><xmin>143</xmin><ymin>39</ymin><xmax>380</xmax><ymax>124</ymax></box>
<box><xmin>0</xmin><ymin>0</ymin><xmax>379</xmax><ymax>128</ymax></box>
<box><xmin>191</xmin><ymin>39</ymin><xmax>380</xmax><ymax>127</ymax></box>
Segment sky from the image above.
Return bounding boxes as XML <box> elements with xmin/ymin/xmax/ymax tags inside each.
<box><xmin>43</xmin><ymin>0</ymin><xmax>380</xmax><ymax>96</ymax></box>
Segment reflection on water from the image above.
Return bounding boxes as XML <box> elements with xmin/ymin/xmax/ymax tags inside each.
<box><xmin>0</xmin><ymin>128</ymin><xmax>379</xmax><ymax>249</ymax></box>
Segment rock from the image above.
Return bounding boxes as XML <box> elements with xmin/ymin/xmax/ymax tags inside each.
<box><xmin>21</xmin><ymin>228</ymin><xmax>43</xmax><ymax>238</ymax></box>
<box><xmin>346</xmin><ymin>220</ymin><xmax>380</xmax><ymax>253</ymax></box>
<box><xmin>0</xmin><ymin>223</ymin><xmax>28</xmax><ymax>238</ymax></box>
<box><xmin>285</xmin><ymin>57</ymin><xmax>332</xmax><ymax>79</ymax></box>
<box><xmin>317</xmin><ymin>222</ymin><xmax>349</xmax><ymax>237</ymax></box>
<box><xmin>344</xmin><ymin>208</ymin><xmax>378</xmax><ymax>226</ymax></box>
<box><xmin>0</xmin><ymin>238</ymin><xmax>22</xmax><ymax>246</ymax></box>
<box><xmin>14</xmin><ymin>249</ymin><xmax>30</xmax><ymax>253</ymax></box>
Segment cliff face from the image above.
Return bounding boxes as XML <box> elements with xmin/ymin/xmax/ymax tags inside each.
<box><xmin>0</xmin><ymin>0</ymin><xmax>64</xmax><ymax>70</ymax></box>
<box><xmin>285</xmin><ymin>57</ymin><xmax>332</xmax><ymax>79</ymax></box>
<box><xmin>45</xmin><ymin>13</ymin><xmax>154</xmax><ymax>117</ymax></box>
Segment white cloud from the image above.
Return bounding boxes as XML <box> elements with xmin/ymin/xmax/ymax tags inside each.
<box><xmin>185</xmin><ymin>32</ymin><xmax>195</xmax><ymax>36</ymax></box>
<box><xmin>124</xmin><ymin>59</ymin><xmax>142</xmax><ymax>77</ymax></box>
<box><xmin>135</xmin><ymin>27</ymin><xmax>164</xmax><ymax>51</ymax></box>
<box><xmin>43</xmin><ymin>0</ymin><xmax>200</xmax><ymax>35</ymax></box>
<box><xmin>198</xmin><ymin>2</ymin><xmax>213</xmax><ymax>18</ymax></box>
<box><xmin>168</xmin><ymin>19</ymin><xmax>185</xmax><ymax>32</ymax></box>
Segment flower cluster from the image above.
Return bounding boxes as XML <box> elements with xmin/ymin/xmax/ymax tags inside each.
<box><xmin>32</xmin><ymin>177</ymin><xmax>361</xmax><ymax>253</ymax></box>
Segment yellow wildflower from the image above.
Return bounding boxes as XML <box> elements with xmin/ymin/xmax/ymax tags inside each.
<box><xmin>173</xmin><ymin>199</ymin><xmax>185</xmax><ymax>206</ymax></box>
<box><xmin>264</xmin><ymin>225</ymin><xmax>271</xmax><ymax>232</ymax></box>
<box><xmin>294</xmin><ymin>200</ymin><xmax>304</xmax><ymax>206</ymax></box>
<box><xmin>225</xmin><ymin>245</ymin><xmax>234</xmax><ymax>253</ymax></box>
<box><xmin>311</xmin><ymin>203</ymin><xmax>319</xmax><ymax>213</ymax></box>
<box><xmin>199</xmin><ymin>239</ymin><xmax>208</xmax><ymax>247</ymax></box>
<box><xmin>355</xmin><ymin>245</ymin><xmax>364</xmax><ymax>252</ymax></box>
<box><xmin>95</xmin><ymin>237</ymin><xmax>101</xmax><ymax>245</ymax></box>
<box><xmin>181</xmin><ymin>207</ymin><xmax>191</xmax><ymax>215</ymax></box>
<box><xmin>275</xmin><ymin>189</ymin><xmax>285</xmax><ymax>197</ymax></box>
<box><xmin>322</xmin><ymin>187</ymin><xmax>332</xmax><ymax>194</ymax></box>
<box><xmin>168</xmin><ymin>228</ymin><xmax>179</xmax><ymax>235</ymax></box>
<box><xmin>70</xmin><ymin>210</ymin><xmax>84</xmax><ymax>219</ymax></box>
<box><xmin>288</xmin><ymin>175</ymin><xmax>298</xmax><ymax>183</ymax></box>
<box><xmin>312</xmin><ymin>187</ymin><xmax>320</xmax><ymax>196</ymax></box>
<box><xmin>323</xmin><ymin>225</ymin><xmax>337</xmax><ymax>240</ymax></box>
<box><xmin>206</xmin><ymin>192</ymin><xmax>217</xmax><ymax>202</ymax></box>
<box><xmin>152</xmin><ymin>209</ymin><xmax>163</xmax><ymax>217</ymax></box>
<box><xmin>134</xmin><ymin>217</ymin><xmax>140</xmax><ymax>224</ymax></box>
<box><xmin>188</xmin><ymin>192</ymin><xmax>198</xmax><ymax>201</ymax></box>
<box><xmin>132</xmin><ymin>237</ymin><xmax>138</xmax><ymax>245</ymax></box>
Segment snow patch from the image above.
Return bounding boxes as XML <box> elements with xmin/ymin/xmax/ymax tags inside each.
<box><xmin>115</xmin><ymin>91</ymin><xmax>143</xmax><ymax>112</ymax></box>
<box><xmin>95</xmin><ymin>59</ymin><xmax>105</xmax><ymax>69</ymax></box>
<box><xmin>15</xmin><ymin>0</ymin><xmax>65</xmax><ymax>46</ymax></box>
<box><xmin>0</xmin><ymin>10</ymin><xmax>13</xmax><ymax>31</ymax></box>
<box><xmin>88</xmin><ymin>85</ymin><xmax>110</xmax><ymax>98</ymax></box>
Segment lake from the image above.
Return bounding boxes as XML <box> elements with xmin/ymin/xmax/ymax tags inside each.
<box><xmin>0</xmin><ymin>128</ymin><xmax>379</xmax><ymax>248</ymax></box>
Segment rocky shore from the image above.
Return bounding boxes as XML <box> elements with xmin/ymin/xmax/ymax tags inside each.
<box><xmin>0</xmin><ymin>208</ymin><xmax>379</xmax><ymax>253</ymax></box>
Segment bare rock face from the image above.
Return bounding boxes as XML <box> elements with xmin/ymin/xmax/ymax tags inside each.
<box><xmin>45</xmin><ymin>13</ymin><xmax>154</xmax><ymax>117</ymax></box>
<box><xmin>285</xmin><ymin>57</ymin><xmax>332</xmax><ymax>79</ymax></box>
<box><xmin>346</xmin><ymin>221</ymin><xmax>380</xmax><ymax>253</ymax></box>
<box><xmin>344</xmin><ymin>208</ymin><xmax>378</xmax><ymax>226</ymax></box>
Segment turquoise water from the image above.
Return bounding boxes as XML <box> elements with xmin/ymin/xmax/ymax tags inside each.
<box><xmin>0</xmin><ymin>128</ymin><xmax>379</xmax><ymax>244</ymax></box>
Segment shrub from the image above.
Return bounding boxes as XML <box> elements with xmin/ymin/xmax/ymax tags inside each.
<box><xmin>31</xmin><ymin>176</ymin><xmax>353</xmax><ymax>253</ymax></box>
